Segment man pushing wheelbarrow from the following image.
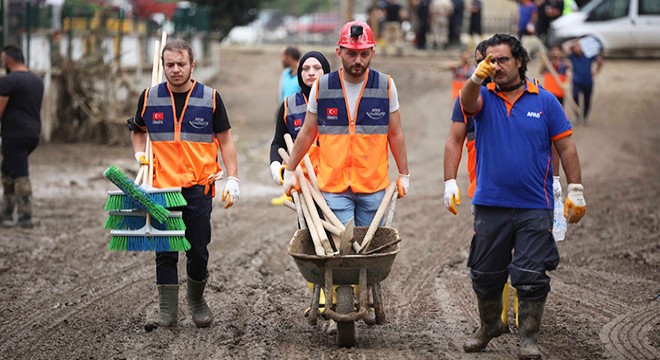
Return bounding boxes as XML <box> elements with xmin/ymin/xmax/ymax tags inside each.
<box><xmin>282</xmin><ymin>20</ymin><xmax>410</xmax><ymax>347</ymax></box>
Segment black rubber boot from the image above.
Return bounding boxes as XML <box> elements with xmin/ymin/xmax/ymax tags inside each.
<box><xmin>144</xmin><ymin>285</ymin><xmax>179</xmax><ymax>331</ymax></box>
<box><xmin>187</xmin><ymin>276</ymin><xmax>213</xmax><ymax>327</ymax></box>
<box><xmin>1</xmin><ymin>175</ymin><xmax>15</xmax><ymax>226</ymax></box>
<box><xmin>14</xmin><ymin>177</ymin><xmax>34</xmax><ymax>228</ymax></box>
<box><xmin>463</xmin><ymin>296</ymin><xmax>507</xmax><ymax>352</ymax></box>
<box><xmin>518</xmin><ymin>299</ymin><xmax>545</xmax><ymax>360</ymax></box>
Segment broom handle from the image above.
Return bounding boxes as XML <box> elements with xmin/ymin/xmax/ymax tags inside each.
<box><xmin>145</xmin><ymin>32</ymin><xmax>167</xmax><ymax>189</ymax></box>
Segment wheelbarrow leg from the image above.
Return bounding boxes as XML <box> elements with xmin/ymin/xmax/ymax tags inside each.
<box><xmin>372</xmin><ymin>282</ymin><xmax>387</xmax><ymax>325</ymax></box>
<box><xmin>308</xmin><ymin>283</ymin><xmax>321</xmax><ymax>326</ymax></box>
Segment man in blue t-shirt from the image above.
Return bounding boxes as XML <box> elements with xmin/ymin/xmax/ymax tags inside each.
<box><xmin>458</xmin><ymin>33</ymin><xmax>587</xmax><ymax>358</ymax></box>
<box><xmin>278</xmin><ymin>46</ymin><xmax>302</xmax><ymax>104</ymax></box>
<box><xmin>564</xmin><ymin>38</ymin><xmax>603</xmax><ymax>123</ymax></box>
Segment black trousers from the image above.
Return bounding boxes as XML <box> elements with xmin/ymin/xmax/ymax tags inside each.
<box><xmin>1</xmin><ymin>137</ymin><xmax>39</xmax><ymax>178</ymax></box>
<box><xmin>156</xmin><ymin>185</ymin><xmax>213</xmax><ymax>284</ymax></box>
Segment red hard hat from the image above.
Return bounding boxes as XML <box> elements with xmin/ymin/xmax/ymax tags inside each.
<box><xmin>337</xmin><ymin>21</ymin><xmax>376</xmax><ymax>50</ymax></box>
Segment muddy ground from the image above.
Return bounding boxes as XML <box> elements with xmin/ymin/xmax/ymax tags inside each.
<box><xmin>0</xmin><ymin>45</ymin><xmax>658</xmax><ymax>360</ymax></box>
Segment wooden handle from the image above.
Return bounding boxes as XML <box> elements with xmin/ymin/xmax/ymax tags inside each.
<box><xmin>299</xmin><ymin>192</ymin><xmax>326</xmax><ymax>256</ymax></box>
<box><xmin>357</xmin><ymin>182</ymin><xmax>397</xmax><ymax>254</ymax></box>
<box><xmin>283</xmin><ymin>133</ymin><xmax>319</xmax><ymax>191</ymax></box>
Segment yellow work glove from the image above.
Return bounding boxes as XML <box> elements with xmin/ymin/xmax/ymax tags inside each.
<box><xmin>471</xmin><ymin>53</ymin><xmax>497</xmax><ymax>85</ymax></box>
<box><xmin>564</xmin><ymin>183</ymin><xmax>586</xmax><ymax>224</ymax></box>
<box><xmin>134</xmin><ymin>151</ymin><xmax>149</xmax><ymax>165</ymax></box>
<box><xmin>443</xmin><ymin>179</ymin><xmax>461</xmax><ymax>215</ymax></box>
<box><xmin>221</xmin><ymin>177</ymin><xmax>240</xmax><ymax>209</ymax></box>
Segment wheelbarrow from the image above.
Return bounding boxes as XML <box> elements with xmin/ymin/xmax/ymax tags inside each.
<box><xmin>288</xmin><ymin>226</ymin><xmax>401</xmax><ymax>347</ymax></box>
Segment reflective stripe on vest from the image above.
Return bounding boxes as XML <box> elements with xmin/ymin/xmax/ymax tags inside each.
<box><xmin>316</xmin><ymin>69</ymin><xmax>390</xmax><ymax>193</ymax></box>
<box><xmin>142</xmin><ymin>81</ymin><xmax>219</xmax><ymax>189</ymax></box>
<box><xmin>285</xmin><ymin>92</ymin><xmax>307</xmax><ymax>140</ymax></box>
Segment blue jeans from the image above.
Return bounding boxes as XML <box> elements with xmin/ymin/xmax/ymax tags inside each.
<box><xmin>322</xmin><ymin>188</ymin><xmax>386</xmax><ymax>227</ymax></box>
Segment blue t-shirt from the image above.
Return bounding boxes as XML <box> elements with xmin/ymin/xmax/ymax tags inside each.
<box><xmin>570</xmin><ymin>54</ymin><xmax>596</xmax><ymax>85</ymax></box>
<box><xmin>518</xmin><ymin>3</ymin><xmax>537</xmax><ymax>33</ymax></box>
<box><xmin>279</xmin><ymin>69</ymin><xmax>301</xmax><ymax>103</ymax></box>
<box><xmin>451</xmin><ymin>96</ymin><xmax>475</xmax><ymax>135</ymax></box>
<box><xmin>469</xmin><ymin>82</ymin><xmax>573</xmax><ymax>209</ymax></box>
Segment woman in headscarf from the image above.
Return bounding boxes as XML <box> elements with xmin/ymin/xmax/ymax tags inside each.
<box><xmin>269</xmin><ymin>51</ymin><xmax>331</xmax><ymax>191</ymax></box>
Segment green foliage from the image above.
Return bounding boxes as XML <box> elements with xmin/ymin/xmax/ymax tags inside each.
<box><xmin>268</xmin><ymin>0</ymin><xmax>333</xmax><ymax>16</ymax></box>
<box><xmin>193</xmin><ymin>0</ymin><xmax>272</xmax><ymax>37</ymax></box>
<box><xmin>62</xmin><ymin>0</ymin><xmax>96</xmax><ymax>18</ymax></box>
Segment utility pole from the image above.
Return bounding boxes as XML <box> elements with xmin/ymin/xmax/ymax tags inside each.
<box><xmin>340</xmin><ymin>0</ymin><xmax>355</xmax><ymax>24</ymax></box>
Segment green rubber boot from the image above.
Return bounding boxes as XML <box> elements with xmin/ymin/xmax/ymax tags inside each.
<box><xmin>1</xmin><ymin>175</ymin><xmax>15</xmax><ymax>226</ymax></box>
<box><xmin>463</xmin><ymin>296</ymin><xmax>507</xmax><ymax>352</ymax></box>
<box><xmin>518</xmin><ymin>299</ymin><xmax>545</xmax><ymax>360</ymax></box>
<box><xmin>14</xmin><ymin>177</ymin><xmax>34</xmax><ymax>228</ymax></box>
<box><xmin>144</xmin><ymin>285</ymin><xmax>179</xmax><ymax>331</ymax></box>
<box><xmin>187</xmin><ymin>277</ymin><xmax>213</xmax><ymax>327</ymax></box>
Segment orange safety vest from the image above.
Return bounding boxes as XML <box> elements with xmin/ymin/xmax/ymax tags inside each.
<box><xmin>284</xmin><ymin>92</ymin><xmax>319</xmax><ymax>174</ymax></box>
<box><xmin>316</xmin><ymin>69</ymin><xmax>391</xmax><ymax>193</ymax></box>
<box><xmin>141</xmin><ymin>81</ymin><xmax>221</xmax><ymax>190</ymax></box>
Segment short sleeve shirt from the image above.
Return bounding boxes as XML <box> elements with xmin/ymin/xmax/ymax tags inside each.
<box><xmin>469</xmin><ymin>82</ymin><xmax>572</xmax><ymax>209</ymax></box>
<box><xmin>0</xmin><ymin>71</ymin><xmax>44</xmax><ymax>138</ymax></box>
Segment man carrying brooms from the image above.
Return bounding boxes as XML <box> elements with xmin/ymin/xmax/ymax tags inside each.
<box><xmin>127</xmin><ymin>39</ymin><xmax>239</xmax><ymax>330</ymax></box>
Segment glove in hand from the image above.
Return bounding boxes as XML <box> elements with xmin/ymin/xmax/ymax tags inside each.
<box><xmin>396</xmin><ymin>173</ymin><xmax>410</xmax><ymax>198</ymax></box>
<box><xmin>221</xmin><ymin>177</ymin><xmax>240</xmax><ymax>209</ymax></box>
<box><xmin>471</xmin><ymin>54</ymin><xmax>496</xmax><ymax>84</ymax></box>
<box><xmin>564</xmin><ymin>183</ymin><xmax>586</xmax><ymax>223</ymax></box>
<box><xmin>282</xmin><ymin>169</ymin><xmax>299</xmax><ymax>196</ymax></box>
<box><xmin>270</xmin><ymin>161</ymin><xmax>283</xmax><ymax>184</ymax></box>
<box><xmin>134</xmin><ymin>151</ymin><xmax>149</xmax><ymax>166</ymax></box>
<box><xmin>444</xmin><ymin>179</ymin><xmax>461</xmax><ymax>215</ymax></box>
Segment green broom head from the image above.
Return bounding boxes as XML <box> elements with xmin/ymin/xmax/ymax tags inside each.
<box><xmin>103</xmin><ymin>165</ymin><xmax>170</xmax><ymax>223</ymax></box>
<box><xmin>149</xmin><ymin>189</ymin><xmax>187</xmax><ymax>208</ymax></box>
<box><xmin>105</xmin><ymin>210</ymin><xmax>186</xmax><ymax>231</ymax></box>
<box><xmin>108</xmin><ymin>235</ymin><xmax>191</xmax><ymax>252</ymax></box>
<box><xmin>109</xmin><ymin>226</ymin><xmax>190</xmax><ymax>252</ymax></box>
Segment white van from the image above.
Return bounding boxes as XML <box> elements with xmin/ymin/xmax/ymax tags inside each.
<box><xmin>549</xmin><ymin>0</ymin><xmax>660</xmax><ymax>54</ymax></box>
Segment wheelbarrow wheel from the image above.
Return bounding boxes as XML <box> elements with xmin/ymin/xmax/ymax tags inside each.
<box><xmin>335</xmin><ymin>285</ymin><xmax>356</xmax><ymax>348</ymax></box>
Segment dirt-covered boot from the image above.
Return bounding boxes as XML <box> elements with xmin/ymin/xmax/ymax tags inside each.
<box><xmin>187</xmin><ymin>276</ymin><xmax>213</xmax><ymax>327</ymax></box>
<box><xmin>518</xmin><ymin>299</ymin><xmax>545</xmax><ymax>360</ymax></box>
<box><xmin>14</xmin><ymin>177</ymin><xmax>34</xmax><ymax>228</ymax></box>
<box><xmin>144</xmin><ymin>285</ymin><xmax>179</xmax><ymax>331</ymax></box>
<box><xmin>463</xmin><ymin>296</ymin><xmax>507</xmax><ymax>352</ymax></box>
<box><xmin>1</xmin><ymin>175</ymin><xmax>15</xmax><ymax>226</ymax></box>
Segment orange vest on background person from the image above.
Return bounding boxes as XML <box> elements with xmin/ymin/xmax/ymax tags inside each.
<box><xmin>316</xmin><ymin>69</ymin><xmax>391</xmax><ymax>194</ymax></box>
<box><xmin>452</xmin><ymin>64</ymin><xmax>475</xmax><ymax>99</ymax></box>
<box><xmin>284</xmin><ymin>92</ymin><xmax>319</xmax><ymax>176</ymax></box>
<box><xmin>543</xmin><ymin>62</ymin><xmax>568</xmax><ymax>99</ymax></box>
<box><xmin>141</xmin><ymin>81</ymin><xmax>221</xmax><ymax>190</ymax></box>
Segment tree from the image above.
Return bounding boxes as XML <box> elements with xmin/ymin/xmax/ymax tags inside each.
<box><xmin>193</xmin><ymin>0</ymin><xmax>273</xmax><ymax>39</ymax></box>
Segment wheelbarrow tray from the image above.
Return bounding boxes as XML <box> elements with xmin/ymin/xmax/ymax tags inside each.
<box><xmin>287</xmin><ymin>226</ymin><xmax>400</xmax><ymax>286</ymax></box>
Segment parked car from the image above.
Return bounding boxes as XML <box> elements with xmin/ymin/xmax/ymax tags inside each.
<box><xmin>287</xmin><ymin>12</ymin><xmax>340</xmax><ymax>35</ymax></box>
<box><xmin>549</xmin><ymin>0</ymin><xmax>660</xmax><ymax>54</ymax></box>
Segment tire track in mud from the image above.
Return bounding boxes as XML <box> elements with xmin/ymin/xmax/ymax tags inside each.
<box><xmin>0</xmin><ymin>259</ymin><xmax>151</xmax><ymax>355</ymax></box>
<box><xmin>600</xmin><ymin>301</ymin><xmax>660</xmax><ymax>360</ymax></box>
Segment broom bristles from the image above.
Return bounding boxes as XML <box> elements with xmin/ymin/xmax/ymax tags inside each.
<box><xmin>108</xmin><ymin>235</ymin><xmax>190</xmax><ymax>252</ymax></box>
<box><xmin>103</xmin><ymin>165</ymin><xmax>170</xmax><ymax>223</ymax></box>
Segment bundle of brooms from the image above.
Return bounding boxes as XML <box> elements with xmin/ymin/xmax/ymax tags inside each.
<box><xmin>102</xmin><ymin>32</ymin><xmax>190</xmax><ymax>252</ymax></box>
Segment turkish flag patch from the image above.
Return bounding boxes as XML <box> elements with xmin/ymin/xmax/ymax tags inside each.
<box><xmin>152</xmin><ymin>112</ymin><xmax>164</xmax><ymax>120</ymax></box>
<box><xmin>294</xmin><ymin>119</ymin><xmax>302</xmax><ymax>127</ymax></box>
<box><xmin>326</xmin><ymin>108</ymin><xmax>338</xmax><ymax>116</ymax></box>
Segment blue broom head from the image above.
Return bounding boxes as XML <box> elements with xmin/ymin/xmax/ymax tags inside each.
<box><xmin>103</xmin><ymin>165</ymin><xmax>170</xmax><ymax>223</ymax></box>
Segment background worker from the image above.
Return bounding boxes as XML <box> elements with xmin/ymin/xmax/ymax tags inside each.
<box><xmin>563</xmin><ymin>37</ymin><xmax>603</xmax><ymax>123</ymax></box>
<box><xmin>269</xmin><ymin>50</ymin><xmax>335</xmax><ymax>332</ymax></box>
<box><xmin>382</xmin><ymin>0</ymin><xmax>405</xmax><ymax>55</ymax></box>
<box><xmin>0</xmin><ymin>45</ymin><xmax>44</xmax><ymax>228</ymax></box>
<box><xmin>128</xmin><ymin>39</ymin><xmax>239</xmax><ymax>331</ymax></box>
<box><xmin>278</xmin><ymin>46</ymin><xmax>302</xmax><ymax>104</ymax></box>
<box><xmin>458</xmin><ymin>33</ymin><xmax>586</xmax><ymax>359</ymax></box>
<box><xmin>282</xmin><ymin>20</ymin><xmax>410</xmax><ymax>227</ymax></box>
<box><xmin>269</xmin><ymin>51</ymin><xmax>331</xmax><ymax>187</ymax></box>
<box><xmin>450</xmin><ymin>49</ymin><xmax>476</xmax><ymax>100</ymax></box>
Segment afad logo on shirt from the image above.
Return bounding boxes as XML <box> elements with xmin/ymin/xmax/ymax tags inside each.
<box><xmin>189</xmin><ymin>117</ymin><xmax>209</xmax><ymax>129</ymax></box>
<box><xmin>527</xmin><ymin>111</ymin><xmax>543</xmax><ymax>119</ymax></box>
<box><xmin>326</xmin><ymin>107</ymin><xmax>338</xmax><ymax>120</ymax></box>
<box><xmin>152</xmin><ymin>112</ymin><xmax>164</xmax><ymax>124</ymax></box>
<box><xmin>366</xmin><ymin>107</ymin><xmax>386</xmax><ymax>120</ymax></box>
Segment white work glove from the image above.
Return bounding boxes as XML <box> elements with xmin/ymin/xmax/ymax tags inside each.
<box><xmin>471</xmin><ymin>54</ymin><xmax>497</xmax><ymax>85</ymax></box>
<box><xmin>214</xmin><ymin>169</ymin><xmax>224</xmax><ymax>181</ymax></box>
<box><xmin>553</xmin><ymin>176</ymin><xmax>562</xmax><ymax>201</ymax></box>
<box><xmin>564</xmin><ymin>183</ymin><xmax>586</xmax><ymax>224</ymax></box>
<box><xmin>443</xmin><ymin>179</ymin><xmax>461</xmax><ymax>215</ymax></box>
<box><xmin>134</xmin><ymin>151</ymin><xmax>149</xmax><ymax>165</ymax></box>
<box><xmin>396</xmin><ymin>173</ymin><xmax>410</xmax><ymax>198</ymax></box>
<box><xmin>282</xmin><ymin>169</ymin><xmax>298</xmax><ymax>196</ymax></box>
<box><xmin>221</xmin><ymin>176</ymin><xmax>240</xmax><ymax>209</ymax></box>
<box><xmin>270</xmin><ymin>161</ymin><xmax>284</xmax><ymax>185</ymax></box>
